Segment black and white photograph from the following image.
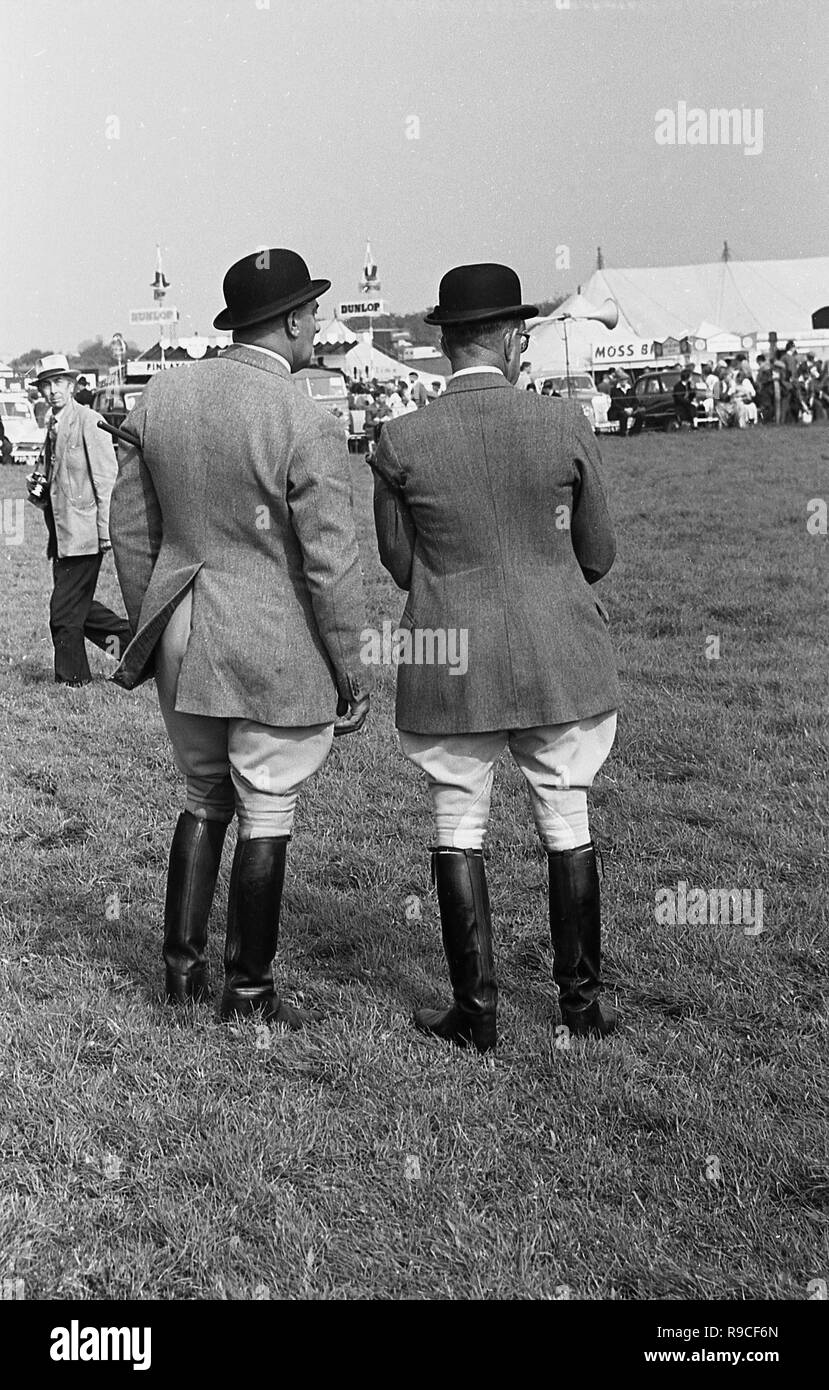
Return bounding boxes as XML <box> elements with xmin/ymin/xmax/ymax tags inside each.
<box><xmin>0</xmin><ymin>0</ymin><xmax>826</xmax><ymax>1346</ymax></box>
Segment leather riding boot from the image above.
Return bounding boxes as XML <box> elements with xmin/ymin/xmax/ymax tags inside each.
<box><xmin>414</xmin><ymin>847</ymin><xmax>497</xmax><ymax>1054</ymax></box>
<box><xmin>220</xmin><ymin>836</ymin><xmax>306</xmax><ymax>1029</ymax></box>
<box><xmin>547</xmin><ymin>843</ymin><xmax>617</xmax><ymax>1037</ymax></box>
<box><xmin>163</xmin><ymin>812</ymin><xmax>228</xmax><ymax>1002</ymax></box>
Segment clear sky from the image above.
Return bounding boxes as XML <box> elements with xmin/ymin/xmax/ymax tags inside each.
<box><xmin>2</xmin><ymin>0</ymin><xmax>826</xmax><ymax>356</ymax></box>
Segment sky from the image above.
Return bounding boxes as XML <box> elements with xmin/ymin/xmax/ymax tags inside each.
<box><xmin>1</xmin><ymin>0</ymin><xmax>826</xmax><ymax>357</ymax></box>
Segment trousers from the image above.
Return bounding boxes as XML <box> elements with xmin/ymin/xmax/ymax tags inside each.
<box><xmin>400</xmin><ymin>711</ymin><xmax>617</xmax><ymax>851</ymax></box>
<box><xmin>154</xmin><ymin>590</ymin><xmax>333</xmax><ymax>838</ymax></box>
<box><xmin>49</xmin><ymin>552</ymin><xmax>132</xmax><ymax>685</ymax></box>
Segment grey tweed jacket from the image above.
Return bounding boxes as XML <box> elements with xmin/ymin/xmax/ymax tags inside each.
<box><xmin>109</xmin><ymin>345</ymin><xmax>371</xmax><ymax>726</ymax></box>
<box><xmin>372</xmin><ymin>372</ymin><xmax>620</xmax><ymax>733</ymax></box>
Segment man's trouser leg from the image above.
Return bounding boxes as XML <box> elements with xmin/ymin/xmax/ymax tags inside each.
<box><xmin>49</xmin><ymin>553</ymin><xmax>103</xmax><ymax>684</ymax></box>
<box><xmin>399</xmin><ymin>731</ymin><xmax>504</xmax><ymax>1052</ymax></box>
<box><xmin>509</xmin><ymin>713</ymin><xmax>619</xmax><ymax>1036</ymax></box>
<box><xmin>155</xmin><ymin>593</ymin><xmax>333</xmax><ymax>1021</ymax></box>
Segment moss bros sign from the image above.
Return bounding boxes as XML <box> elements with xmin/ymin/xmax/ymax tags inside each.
<box><xmin>592</xmin><ymin>340</ymin><xmax>655</xmax><ymax>365</ymax></box>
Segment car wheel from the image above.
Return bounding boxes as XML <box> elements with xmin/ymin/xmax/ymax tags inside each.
<box><xmin>666</xmin><ymin>417</ymin><xmax>681</xmax><ymax>431</ymax></box>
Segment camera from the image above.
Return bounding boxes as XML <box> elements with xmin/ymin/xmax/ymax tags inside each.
<box><xmin>26</xmin><ymin>469</ymin><xmax>50</xmax><ymax>509</ymax></box>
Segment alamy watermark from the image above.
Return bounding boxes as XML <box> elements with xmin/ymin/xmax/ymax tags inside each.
<box><xmin>360</xmin><ymin>621</ymin><xmax>468</xmax><ymax>676</ymax></box>
<box><xmin>655</xmin><ymin>103</ymin><xmax>763</xmax><ymax>156</ymax></box>
<box><xmin>655</xmin><ymin>881</ymin><xmax>763</xmax><ymax>935</ymax></box>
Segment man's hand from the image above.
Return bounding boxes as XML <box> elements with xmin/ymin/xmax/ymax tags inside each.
<box><xmin>99</xmin><ymin>539</ymin><xmax>112</xmax><ymax>552</ymax></box>
<box><xmin>334</xmin><ymin>694</ymin><xmax>370</xmax><ymax>737</ymax></box>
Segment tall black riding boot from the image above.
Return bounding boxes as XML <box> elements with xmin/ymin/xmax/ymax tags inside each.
<box><xmin>220</xmin><ymin>836</ymin><xmax>306</xmax><ymax>1029</ymax></box>
<box><xmin>414</xmin><ymin>847</ymin><xmax>497</xmax><ymax>1054</ymax></box>
<box><xmin>163</xmin><ymin>812</ymin><xmax>228</xmax><ymax>1002</ymax></box>
<box><xmin>547</xmin><ymin>843</ymin><xmax>617</xmax><ymax>1037</ymax></box>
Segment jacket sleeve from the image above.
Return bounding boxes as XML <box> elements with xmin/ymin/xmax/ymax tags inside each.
<box><xmin>371</xmin><ymin>429</ymin><xmax>416</xmax><ymax>590</ymax></box>
<box><xmin>286</xmin><ymin>413</ymin><xmax>372</xmax><ymax>703</ymax></box>
<box><xmin>81</xmin><ymin>409</ymin><xmax>119</xmax><ymax>544</ymax></box>
<box><xmin>109</xmin><ymin>396</ymin><xmax>162</xmax><ymax>633</ymax></box>
<box><xmin>569</xmin><ymin>407</ymin><xmax>617</xmax><ymax>584</ymax></box>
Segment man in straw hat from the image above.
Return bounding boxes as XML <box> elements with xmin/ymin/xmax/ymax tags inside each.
<box><xmin>109</xmin><ymin>248</ymin><xmax>371</xmax><ymax>1025</ymax></box>
<box><xmin>371</xmin><ymin>263</ymin><xmax>620</xmax><ymax>1054</ymax></box>
<box><xmin>29</xmin><ymin>354</ymin><xmax>131</xmax><ymax>685</ymax></box>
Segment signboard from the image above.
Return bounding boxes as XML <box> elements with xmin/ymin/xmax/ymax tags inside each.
<box><xmin>592</xmin><ymin>339</ymin><xmax>655</xmax><ymax>365</ymax></box>
<box><xmin>128</xmin><ymin>307</ymin><xmax>180</xmax><ymax>326</ymax></box>
<box><xmin>336</xmin><ymin>299</ymin><xmax>387</xmax><ymax>319</ymax></box>
<box><xmin>126</xmin><ymin>359</ymin><xmax>188</xmax><ymax>374</ymax></box>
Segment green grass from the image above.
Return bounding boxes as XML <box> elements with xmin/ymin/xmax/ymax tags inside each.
<box><xmin>0</xmin><ymin>424</ymin><xmax>826</xmax><ymax>1300</ymax></box>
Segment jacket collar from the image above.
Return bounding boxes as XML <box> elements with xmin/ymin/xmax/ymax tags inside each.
<box><xmin>444</xmin><ymin>371</ymin><xmax>513</xmax><ymax>396</ymax></box>
<box><xmin>220</xmin><ymin>343</ymin><xmax>291</xmax><ymax>377</ymax></box>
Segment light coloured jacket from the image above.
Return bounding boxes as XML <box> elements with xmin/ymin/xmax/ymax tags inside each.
<box><xmin>372</xmin><ymin>371</ymin><xmax>620</xmax><ymax>734</ymax></box>
<box><xmin>109</xmin><ymin>346</ymin><xmax>371</xmax><ymax>727</ymax></box>
<box><xmin>45</xmin><ymin>399</ymin><xmax>117</xmax><ymax>558</ymax></box>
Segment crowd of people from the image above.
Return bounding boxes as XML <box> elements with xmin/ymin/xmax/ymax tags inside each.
<box><xmin>602</xmin><ymin>339</ymin><xmax>829</xmax><ymax>435</ymax></box>
<box><xmin>344</xmin><ymin>370</ymin><xmax>445</xmax><ymax>453</ymax></box>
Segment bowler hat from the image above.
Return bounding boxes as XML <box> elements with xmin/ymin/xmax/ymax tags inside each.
<box><xmin>33</xmin><ymin>353</ymin><xmax>78</xmax><ymax>384</ymax></box>
<box><xmin>213</xmin><ymin>248</ymin><xmax>330</xmax><ymax>331</ymax></box>
<box><xmin>424</xmin><ymin>263</ymin><xmax>538</xmax><ymax>325</ymax></box>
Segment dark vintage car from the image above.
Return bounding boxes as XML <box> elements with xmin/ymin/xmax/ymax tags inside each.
<box><xmin>293</xmin><ymin>366</ymin><xmax>373</xmax><ymax>451</ymax></box>
<box><xmin>630</xmin><ymin>369</ymin><xmax>720</xmax><ymax>433</ymax></box>
<box><xmin>91</xmin><ymin>382</ymin><xmax>146</xmax><ymax>432</ymax></box>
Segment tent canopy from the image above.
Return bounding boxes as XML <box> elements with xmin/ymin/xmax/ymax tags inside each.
<box><xmin>314</xmin><ymin>318</ymin><xmax>358</xmax><ymax>347</ymax></box>
<box><xmin>579</xmin><ymin>257</ymin><xmax>829</xmax><ymax>339</ymax></box>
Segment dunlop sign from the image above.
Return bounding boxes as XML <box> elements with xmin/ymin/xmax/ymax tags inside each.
<box><xmin>129</xmin><ymin>307</ymin><xmax>180</xmax><ymax>326</ymax></box>
<box><xmin>336</xmin><ymin>299</ymin><xmax>387</xmax><ymax>319</ymax></box>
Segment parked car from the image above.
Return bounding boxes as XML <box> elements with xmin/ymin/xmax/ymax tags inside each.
<box><xmin>0</xmin><ymin>392</ymin><xmax>46</xmax><ymax>465</ymax></box>
<box><xmin>91</xmin><ymin>382</ymin><xmax>146</xmax><ymax>432</ymax></box>
<box><xmin>529</xmin><ymin>372</ymin><xmax>611</xmax><ymax>431</ymax></box>
<box><xmin>292</xmin><ymin>367</ymin><xmax>350</xmax><ymax>431</ymax></box>
<box><xmin>630</xmin><ymin>369</ymin><xmax>719</xmax><ymax>433</ymax></box>
<box><xmin>292</xmin><ymin>365</ymin><xmax>375</xmax><ymax>451</ymax></box>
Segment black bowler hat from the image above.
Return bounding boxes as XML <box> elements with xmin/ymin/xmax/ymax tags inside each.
<box><xmin>424</xmin><ymin>263</ymin><xmax>538</xmax><ymax>326</ymax></box>
<box><xmin>213</xmin><ymin>248</ymin><xmax>330</xmax><ymax>331</ymax></box>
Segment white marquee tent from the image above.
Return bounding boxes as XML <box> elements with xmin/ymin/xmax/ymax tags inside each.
<box><xmin>527</xmin><ymin>257</ymin><xmax>829</xmax><ymax>373</ymax></box>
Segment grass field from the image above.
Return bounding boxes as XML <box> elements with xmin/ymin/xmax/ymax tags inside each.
<box><xmin>0</xmin><ymin>424</ymin><xmax>826</xmax><ymax>1301</ymax></box>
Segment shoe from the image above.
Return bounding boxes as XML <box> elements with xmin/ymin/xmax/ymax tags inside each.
<box><xmin>547</xmin><ymin>843</ymin><xmax>618</xmax><ymax>1037</ymax></box>
<box><xmin>220</xmin><ymin>836</ymin><xmax>304</xmax><ymax>1028</ymax></box>
<box><xmin>414</xmin><ymin>847</ymin><xmax>497</xmax><ymax>1054</ymax></box>
<box><xmin>163</xmin><ymin>812</ymin><xmax>228</xmax><ymax>1001</ymax></box>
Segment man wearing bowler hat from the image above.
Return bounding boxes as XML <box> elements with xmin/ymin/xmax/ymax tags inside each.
<box><xmin>29</xmin><ymin>354</ymin><xmax>131</xmax><ymax>685</ymax></box>
<box><xmin>109</xmin><ymin>248</ymin><xmax>371</xmax><ymax>1026</ymax></box>
<box><xmin>372</xmin><ymin>263</ymin><xmax>620</xmax><ymax>1053</ymax></box>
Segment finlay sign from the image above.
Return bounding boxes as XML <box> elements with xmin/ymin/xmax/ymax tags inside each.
<box><xmin>592</xmin><ymin>339</ymin><xmax>655</xmax><ymax>365</ymax></box>
<box><xmin>336</xmin><ymin>299</ymin><xmax>387</xmax><ymax>319</ymax></box>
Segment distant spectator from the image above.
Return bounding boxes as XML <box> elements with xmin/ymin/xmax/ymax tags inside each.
<box><xmin>607</xmin><ymin>368</ymin><xmax>634</xmax><ymax>436</ymax></box>
<box><xmin>516</xmin><ymin>362</ymin><xmax>534</xmax><ymax>390</ymax></box>
<box><xmin>698</xmin><ymin>363</ymin><xmax>715</xmax><ymax>417</ymax></box>
<box><xmin>408</xmin><ymin>372</ymin><xmax>429</xmax><ymax>407</ymax></box>
<box><xmin>754</xmin><ymin>356</ymin><xmax>774</xmax><ymax>423</ymax></box>
<box><xmin>74</xmin><ymin>376</ymin><xmax>94</xmax><ymax>406</ymax></box>
<box><xmin>393</xmin><ymin>385</ymin><xmax>417</xmax><ymax>417</ymax></box>
<box><xmin>732</xmin><ymin>372</ymin><xmax>757</xmax><ymax>427</ymax></box>
<box><xmin>672</xmin><ymin>367</ymin><xmax>697</xmax><ymax>427</ymax></box>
